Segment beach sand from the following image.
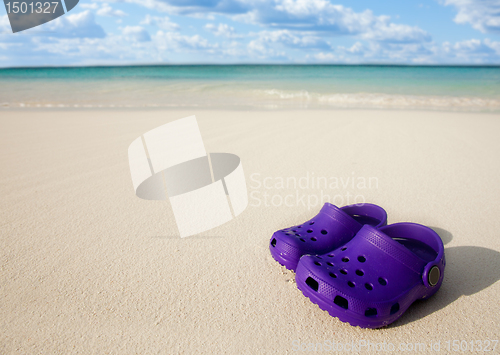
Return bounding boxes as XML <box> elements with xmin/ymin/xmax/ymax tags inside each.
<box><xmin>1</xmin><ymin>109</ymin><xmax>499</xmax><ymax>354</ymax></box>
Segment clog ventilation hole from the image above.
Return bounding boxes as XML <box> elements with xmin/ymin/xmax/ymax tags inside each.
<box><xmin>304</xmin><ymin>250</ymin><xmax>400</xmax><ymax>318</ymax></box>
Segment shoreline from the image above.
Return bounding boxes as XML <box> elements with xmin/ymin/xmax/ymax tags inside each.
<box><xmin>2</xmin><ymin>65</ymin><xmax>499</xmax><ymax>113</ymax></box>
<box><xmin>2</xmin><ymin>105</ymin><xmax>500</xmax><ymax>113</ymax></box>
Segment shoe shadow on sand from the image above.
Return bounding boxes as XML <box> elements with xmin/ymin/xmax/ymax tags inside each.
<box><xmin>390</xmin><ymin>227</ymin><xmax>500</xmax><ymax>328</ymax></box>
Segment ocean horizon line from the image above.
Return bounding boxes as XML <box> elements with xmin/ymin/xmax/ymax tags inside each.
<box><xmin>2</xmin><ymin>63</ymin><xmax>500</xmax><ymax>70</ymax></box>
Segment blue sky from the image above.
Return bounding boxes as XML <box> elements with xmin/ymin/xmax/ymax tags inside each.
<box><xmin>1</xmin><ymin>0</ymin><xmax>500</xmax><ymax>66</ymax></box>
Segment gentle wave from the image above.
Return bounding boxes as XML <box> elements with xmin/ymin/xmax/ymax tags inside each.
<box><xmin>0</xmin><ymin>103</ymin><xmax>195</xmax><ymax>108</ymax></box>
<box><xmin>2</xmin><ymin>89</ymin><xmax>500</xmax><ymax>111</ymax></box>
<box><xmin>260</xmin><ymin>90</ymin><xmax>500</xmax><ymax>110</ymax></box>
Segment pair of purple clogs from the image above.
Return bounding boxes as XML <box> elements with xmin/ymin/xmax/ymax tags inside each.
<box><xmin>269</xmin><ymin>203</ymin><xmax>445</xmax><ymax>329</ymax></box>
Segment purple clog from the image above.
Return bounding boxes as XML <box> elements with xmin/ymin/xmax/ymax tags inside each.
<box><xmin>270</xmin><ymin>203</ymin><xmax>387</xmax><ymax>271</ymax></box>
<box><xmin>295</xmin><ymin>223</ymin><xmax>445</xmax><ymax>328</ymax></box>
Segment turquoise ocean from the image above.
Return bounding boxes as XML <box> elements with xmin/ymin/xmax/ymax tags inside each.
<box><xmin>1</xmin><ymin>65</ymin><xmax>499</xmax><ymax>111</ymax></box>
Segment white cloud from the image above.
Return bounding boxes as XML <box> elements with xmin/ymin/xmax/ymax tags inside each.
<box><xmin>30</xmin><ymin>35</ymin><xmax>160</xmax><ymax>65</ymax></box>
<box><xmin>246</xmin><ymin>29</ymin><xmax>331</xmax><ymax>60</ymax></box>
<box><xmin>80</xmin><ymin>3</ymin><xmax>99</xmax><ymax>10</ymax></box>
<box><xmin>484</xmin><ymin>38</ymin><xmax>500</xmax><ymax>52</ymax></box>
<box><xmin>250</xmin><ymin>29</ymin><xmax>332</xmax><ymax>50</ymax></box>
<box><xmin>1</xmin><ymin>10</ymin><xmax>105</xmax><ymax>39</ymax></box>
<box><xmin>121</xmin><ymin>0</ymin><xmax>431</xmax><ymax>43</ymax></box>
<box><xmin>38</xmin><ymin>10</ymin><xmax>106</xmax><ymax>38</ymax></box>
<box><xmin>219</xmin><ymin>41</ymin><xmax>248</xmax><ymax>57</ymax></box>
<box><xmin>362</xmin><ymin>21</ymin><xmax>431</xmax><ymax>43</ymax></box>
<box><xmin>267</xmin><ymin>0</ymin><xmax>374</xmax><ymax>34</ymax></box>
<box><xmin>313</xmin><ymin>42</ymin><xmax>367</xmax><ymax>62</ymax></box>
<box><xmin>442</xmin><ymin>38</ymin><xmax>500</xmax><ymax>63</ymax></box>
<box><xmin>97</xmin><ymin>4</ymin><xmax>128</xmax><ymax>17</ymax></box>
<box><xmin>447</xmin><ymin>38</ymin><xmax>496</xmax><ymax>54</ymax></box>
<box><xmin>266</xmin><ymin>0</ymin><xmax>431</xmax><ymax>43</ymax></box>
<box><xmin>141</xmin><ymin>15</ymin><xmax>180</xmax><ymax>31</ymax></box>
<box><xmin>247</xmin><ymin>39</ymin><xmax>287</xmax><ymax>59</ymax></box>
<box><xmin>346</xmin><ymin>42</ymin><xmax>365</xmax><ymax>54</ymax></box>
<box><xmin>442</xmin><ymin>0</ymin><xmax>500</xmax><ymax>33</ymax></box>
<box><xmin>309</xmin><ymin>38</ymin><xmax>500</xmax><ymax>64</ymax></box>
<box><xmin>154</xmin><ymin>31</ymin><xmax>217</xmax><ymax>52</ymax></box>
<box><xmin>1</xmin><ymin>15</ymin><xmax>11</xmax><ymax>33</ymax></box>
<box><xmin>139</xmin><ymin>0</ymin><xmax>248</xmax><ymax>16</ymax></box>
<box><xmin>122</xmin><ymin>26</ymin><xmax>151</xmax><ymax>42</ymax></box>
<box><xmin>312</xmin><ymin>42</ymin><xmax>380</xmax><ymax>63</ymax></box>
<box><xmin>205</xmin><ymin>23</ymin><xmax>241</xmax><ymax>38</ymax></box>
<box><xmin>312</xmin><ymin>52</ymin><xmax>337</xmax><ymax>61</ymax></box>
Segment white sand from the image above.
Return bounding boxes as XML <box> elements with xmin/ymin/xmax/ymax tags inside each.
<box><xmin>1</xmin><ymin>109</ymin><xmax>499</xmax><ymax>354</ymax></box>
